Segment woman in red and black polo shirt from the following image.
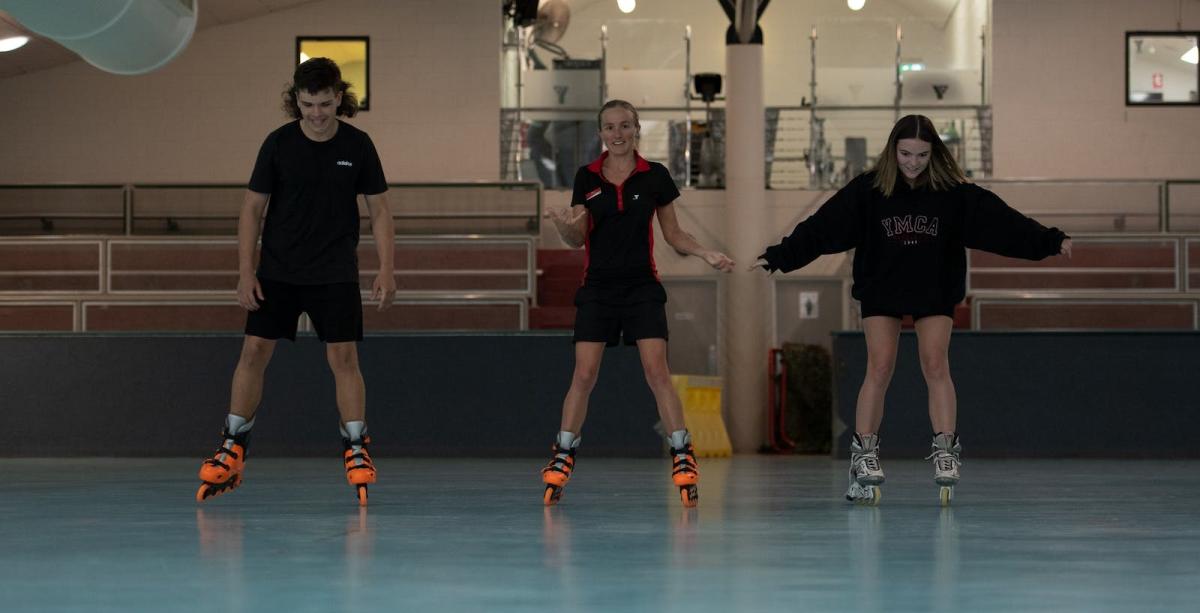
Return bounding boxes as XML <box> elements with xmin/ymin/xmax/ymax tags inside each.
<box><xmin>540</xmin><ymin>100</ymin><xmax>735</xmax><ymax>508</ymax></box>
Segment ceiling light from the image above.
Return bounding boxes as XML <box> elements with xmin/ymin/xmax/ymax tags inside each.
<box><xmin>1183</xmin><ymin>45</ymin><xmax>1199</xmax><ymax>65</ymax></box>
<box><xmin>848</xmin><ymin>0</ymin><xmax>866</xmax><ymax>11</ymax></box>
<box><xmin>617</xmin><ymin>0</ymin><xmax>636</xmax><ymax>14</ymax></box>
<box><xmin>0</xmin><ymin>35</ymin><xmax>29</xmax><ymax>52</ymax></box>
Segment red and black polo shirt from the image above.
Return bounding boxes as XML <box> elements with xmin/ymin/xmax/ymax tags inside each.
<box><xmin>570</xmin><ymin>151</ymin><xmax>681</xmax><ymax>286</ymax></box>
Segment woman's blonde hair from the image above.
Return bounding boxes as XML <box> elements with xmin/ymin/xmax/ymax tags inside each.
<box><xmin>870</xmin><ymin>114</ymin><xmax>966</xmax><ymax>197</ymax></box>
<box><xmin>597</xmin><ymin>99</ymin><xmax>640</xmax><ymax>132</ymax></box>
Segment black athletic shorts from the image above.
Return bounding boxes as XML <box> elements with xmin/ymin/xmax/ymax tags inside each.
<box><xmin>860</xmin><ymin>302</ymin><xmax>955</xmax><ymax>321</ymax></box>
<box><xmin>245</xmin><ymin>277</ymin><xmax>363</xmax><ymax>343</ymax></box>
<box><xmin>572</xmin><ymin>281</ymin><xmax>669</xmax><ymax>347</ymax></box>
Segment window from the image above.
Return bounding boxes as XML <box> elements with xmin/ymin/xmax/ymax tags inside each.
<box><xmin>1126</xmin><ymin>31</ymin><xmax>1199</xmax><ymax>106</ymax></box>
<box><xmin>296</xmin><ymin>36</ymin><xmax>370</xmax><ymax>110</ymax></box>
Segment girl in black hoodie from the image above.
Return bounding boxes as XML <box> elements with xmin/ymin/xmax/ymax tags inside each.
<box><xmin>757</xmin><ymin>115</ymin><xmax>1071</xmax><ymax>505</ymax></box>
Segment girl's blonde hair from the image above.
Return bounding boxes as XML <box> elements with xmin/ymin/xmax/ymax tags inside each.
<box><xmin>870</xmin><ymin>114</ymin><xmax>966</xmax><ymax>197</ymax></box>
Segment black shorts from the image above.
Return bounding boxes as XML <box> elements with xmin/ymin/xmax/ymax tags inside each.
<box><xmin>860</xmin><ymin>302</ymin><xmax>955</xmax><ymax>321</ymax></box>
<box><xmin>245</xmin><ymin>277</ymin><xmax>363</xmax><ymax>343</ymax></box>
<box><xmin>572</xmin><ymin>282</ymin><xmax>669</xmax><ymax>347</ymax></box>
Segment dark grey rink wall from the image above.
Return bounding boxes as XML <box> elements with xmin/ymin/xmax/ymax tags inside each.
<box><xmin>831</xmin><ymin>331</ymin><xmax>1200</xmax><ymax>458</ymax></box>
<box><xmin>0</xmin><ymin>332</ymin><xmax>663</xmax><ymax>457</ymax></box>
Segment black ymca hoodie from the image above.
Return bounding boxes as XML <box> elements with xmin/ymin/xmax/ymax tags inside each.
<box><xmin>760</xmin><ymin>171</ymin><xmax>1068</xmax><ymax>314</ymax></box>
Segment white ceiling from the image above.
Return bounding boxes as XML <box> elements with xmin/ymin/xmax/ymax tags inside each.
<box><xmin>1130</xmin><ymin>34</ymin><xmax>1200</xmax><ymax>70</ymax></box>
<box><xmin>568</xmin><ymin>0</ymin><xmax>963</xmax><ymax>23</ymax></box>
<box><xmin>0</xmin><ymin>0</ymin><xmax>319</xmax><ymax>79</ymax></box>
<box><xmin>0</xmin><ymin>0</ymin><xmax>972</xmax><ymax>79</ymax></box>
<box><xmin>891</xmin><ymin>0</ymin><xmax>961</xmax><ymax>25</ymax></box>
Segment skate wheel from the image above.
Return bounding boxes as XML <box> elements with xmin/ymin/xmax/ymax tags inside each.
<box><xmin>357</xmin><ymin>485</ymin><xmax>369</xmax><ymax>507</ymax></box>
<box><xmin>939</xmin><ymin>486</ymin><xmax>953</xmax><ymax>507</ymax></box>
<box><xmin>679</xmin><ymin>484</ymin><xmax>699</xmax><ymax>508</ymax></box>
<box><xmin>196</xmin><ymin>474</ymin><xmax>241</xmax><ymax>503</ymax></box>
<box><xmin>543</xmin><ymin>485</ymin><xmax>563</xmax><ymax>506</ymax></box>
<box><xmin>857</xmin><ymin>486</ymin><xmax>881</xmax><ymax>506</ymax></box>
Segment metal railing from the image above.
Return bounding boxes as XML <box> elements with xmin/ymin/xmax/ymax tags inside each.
<box><xmin>968</xmin><ymin>293</ymin><xmax>1200</xmax><ymax>331</ymax></box>
<box><xmin>975</xmin><ymin>179</ymin><xmax>1200</xmax><ymax>234</ymax></box>
<box><xmin>0</xmin><ymin>182</ymin><xmax>543</xmax><ymax>237</ymax></box>
<box><xmin>966</xmin><ymin>234</ymin><xmax>1195</xmax><ymax>293</ymax></box>
<box><xmin>500</xmin><ymin>105</ymin><xmax>993</xmax><ymax>190</ymax></box>
<box><xmin>967</xmin><ymin>233</ymin><xmax>1200</xmax><ymax>330</ymax></box>
<box><xmin>0</xmin><ymin>234</ymin><xmax>536</xmax><ymax>332</ymax></box>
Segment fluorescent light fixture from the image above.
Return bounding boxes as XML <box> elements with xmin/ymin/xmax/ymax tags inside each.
<box><xmin>617</xmin><ymin>0</ymin><xmax>636</xmax><ymax>14</ymax></box>
<box><xmin>848</xmin><ymin>0</ymin><xmax>866</xmax><ymax>11</ymax></box>
<box><xmin>0</xmin><ymin>35</ymin><xmax>29</xmax><ymax>52</ymax></box>
<box><xmin>900</xmin><ymin>63</ymin><xmax>925</xmax><ymax>72</ymax></box>
<box><xmin>1183</xmin><ymin>45</ymin><xmax>1198</xmax><ymax>65</ymax></box>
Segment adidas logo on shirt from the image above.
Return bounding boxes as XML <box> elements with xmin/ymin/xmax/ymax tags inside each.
<box><xmin>337</xmin><ymin>160</ymin><xmax>353</xmax><ymax>167</ymax></box>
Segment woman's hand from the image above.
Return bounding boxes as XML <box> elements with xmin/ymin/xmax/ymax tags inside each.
<box><xmin>1060</xmin><ymin>238</ymin><xmax>1073</xmax><ymax>259</ymax></box>
<box><xmin>702</xmin><ymin>250</ymin><xmax>736</xmax><ymax>272</ymax></box>
<box><xmin>546</xmin><ymin>206</ymin><xmax>586</xmax><ymax>228</ymax></box>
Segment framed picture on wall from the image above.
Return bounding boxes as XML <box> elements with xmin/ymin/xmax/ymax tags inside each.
<box><xmin>296</xmin><ymin>36</ymin><xmax>370</xmax><ymax>110</ymax></box>
<box><xmin>1126</xmin><ymin>31</ymin><xmax>1199</xmax><ymax>106</ymax></box>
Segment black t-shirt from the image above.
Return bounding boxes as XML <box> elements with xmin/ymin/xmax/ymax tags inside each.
<box><xmin>570</xmin><ymin>152</ymin><xmax>680</xmax><ymax>290</ymax></box>
<box><xmin>248</xmin><ymin>120</ymin><xmax>387</xmax><ymax>284</ymax></box>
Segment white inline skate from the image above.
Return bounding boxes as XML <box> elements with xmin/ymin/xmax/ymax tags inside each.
<box><xmin>845</xmin><ymin>433</ymin><xmax>885</xmax><ymax>505</ymax></box>
<box><xmin>926</xmin><ymin>432</ymin><xmax>961</xmax><ymax>506</ymax></box>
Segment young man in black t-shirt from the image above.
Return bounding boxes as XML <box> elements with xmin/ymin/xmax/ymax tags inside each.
<box><xmin>197</xmin><ymin>58</ymin><xmax>395</xmax><ymax>506</ymax></box>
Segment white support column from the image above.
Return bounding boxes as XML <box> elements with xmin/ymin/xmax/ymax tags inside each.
<box><xmin>723</xmin><ymin>43</ymin><xmax>769</xmax><ymax>453</ymax></box>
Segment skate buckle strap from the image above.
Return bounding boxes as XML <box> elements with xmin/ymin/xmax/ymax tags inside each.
<box><xmin>345</xmin><ymin>452</ymin><xmax>374</xmax><ymax>470</ymax></box>
<box><xmin>204</xmin><ymin>441</ymin><xmax>242</xmax><ymax>468</ymax></box>
<box><xmin>670</xmin><ymin>446</ymin><xmax>697</xmax><ymax>475</ymax></box>
<box><xmin>543</xmin><ymin>443</ymin><xmax>576</xmax><ymax>475</ymax></box>
<box><xmin>544</xmin><ymin>456</ymin><xmax>574</xmax><ymax>475</ymax></box>
<box><xmin>343</xmin><ymin>436</ymin><xmax>371</xmax><ymax>449</ymax></box>
<box><xmin>343</xmin><ymin>436</ymin><xmax>375</xmax><ymax>473</ymax></box>
<box><xmin>345</xmin><ymin>451</ymin><xmax>374</xmax><ymax>470</ymax></box>
<box><xmin>220</xmin><ymin>429</ymin><xmax>251</xmax><ymax>446</ymax></box>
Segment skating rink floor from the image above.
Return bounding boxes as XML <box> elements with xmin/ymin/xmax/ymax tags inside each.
<box><xmin>1</xmin><ymin>455</ymin><xmax>1196</xmax><ymax>612</ymax></box>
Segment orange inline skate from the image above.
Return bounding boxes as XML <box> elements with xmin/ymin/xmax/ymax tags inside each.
<box><xmin>196</xmin><ymin>415</ymin><xmax>254</xmax><ymax>502</ymax></box>
<box><xmin>541</xmin><ymin>431</ymin><xmax>579</xmax><ymax>506</ymax></box>
<box><xmin>342</xmin><ymin>421</ymin><xmax>376</xmax><ymax>506</ymax></box>
<box><xmin>669</xmin><ymin>430</ymin><xmax>699</xmax><ymax>508</ymax></box>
